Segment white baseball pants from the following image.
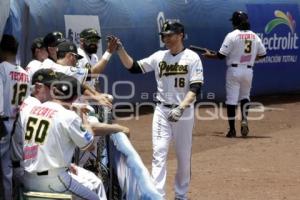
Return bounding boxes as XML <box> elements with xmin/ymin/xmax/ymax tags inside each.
<box><xmin>225</xmin><ymin>65</ymin><xmax>253</xmax><ymax>105</ymax></box>
<box><xmin>23</xmin><ymin>167</ymin><xmax>107</xmax><ymax>200</ymax></box>
<box><xmin>152</xmin><ymin>104</ymin><xmax>194</xmax><ymax>199</ymax></box>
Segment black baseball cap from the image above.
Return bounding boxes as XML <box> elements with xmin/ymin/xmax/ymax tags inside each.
<box><xmin>52</xmin><ymin>74</ymin><xmax>84</xmax><ymax>100</ymax></box>
<box><xmin>80</xmin><ymin>28</ymin><xmax>101</xmax><ymax>40</ymax></box>
<box><xmin>31</xmin><ymin>37</ymin><xmax>45</xmax><ymax>52</ymax></box>
<box><xmin>57</xmin><ymin>41</ymin><xmax>83</xmax><ymax>60</ymax></box>
<box><xmin>43</xmin><ymin>31</ymin><xmax>64</xmax><ymax>47</ymax></box>
<box><xmin>0</xmin><ymin>34</ymin><xmax>19</xmax><ymax>55</ymax></box>
<box><xmin>31</xmin><ymin>69</ymin><xmax>58</xmax><ymax>86</ymax></box>
<box><xmin>159</xmin><ymin>21</ymin><xmax>185</xmax><ymax>35</ymax></box>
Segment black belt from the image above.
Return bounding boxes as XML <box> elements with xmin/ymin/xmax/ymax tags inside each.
<box><xmin>12</xmin><ymin>161</ymin><xmax>20</xmax><ymax>168</ymax></box>
<box><xmin>37</xmin><ymin>171</ymin><xmax>48</xmax><ymax>176</ymax></box>
<box><xmin>0</xmin><ymin>116</ymin><xmax>9</xmax><ymax>121</ymax></box>
<box><xmin>156</xmin><ymin>101</ymin><xmax>178</xmax><ymax>108</ymax></box>
<box><xmin>231</xmin><ymin>64</ymin><xmax>252</xmax><ymax>68</ymax></box>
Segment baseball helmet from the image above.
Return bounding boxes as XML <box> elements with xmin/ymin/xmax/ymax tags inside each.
<box><xmin>230</xmin><ymin>11</ymin><xmax>248</xmax><ymax>27</ymax></box>
<box><xmin>43</xmin><ymin>31</ymin><xmax>64</xmax><ymax>47</ymax></box>
<box><xmin>159</xmin><ymin>21</ymin><xmax>184</xmax><ymax>36</ymax></box>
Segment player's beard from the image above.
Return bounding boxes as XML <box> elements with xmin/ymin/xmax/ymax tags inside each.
<box><xmin>83</xmin><ymin>43</ymin><xmax>98</xmax><ymax>55</ymax></box>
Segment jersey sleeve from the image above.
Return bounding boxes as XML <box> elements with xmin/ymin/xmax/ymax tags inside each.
<box><xmin>256</xmin><ymin>35</ymin><xmax>267</xmax><ymax>56</ymax></box>
<box><xmin>219</xmin><ymin>33</ymin><xmax>233</xmax><ymax>56</ymax></box>
<box><xmin>137</xmin><ymin>51</ymin><xmax>160</xmax><ymax>73</ymax></box>
<box><xmin>68</xmin><ymin>115</ymin><xmax>94</xmax><ymax>150</ymax></box>
<box><xmin>189</xmin><ymin>55</ymin><xmax>204</xmax><ymax>85</ymax></box>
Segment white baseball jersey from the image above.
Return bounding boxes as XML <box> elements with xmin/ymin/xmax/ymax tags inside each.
<box><xmin>11</xmin><ymin>96</ymin><xmax>41</xmax><ymax>162</ymax></box>
<box><xmin>0</xmin><ymin>61</ymin><xmax>30</xmax><ymax>131</ymax></box>
<box><xmin>40</xmin><ymin>58</ymin><xmax>89</xmax><ymax>84</ymax></box>
<box><xmin>219</xmin><ymin>29</ymin><xmax>266</xmax><ymax>67</ymax></box>
<box><xmin>77</xmin><ymin>47</ymin><xmax>100</xmax><ymax>88</ymax></box>
<box><xmin>23</xmin><ymin>101</ymin><xmax>94</xmax><ymax>173</ymax></box>
<box><xmin>138</xmin><ymin>48</ymin><xmax>204</xmax><ymax>105</ymax></box>
<box><xmin>25</xmin><ymin>59</ymin><xmax>42</xmax><ymax>81</ymax></box>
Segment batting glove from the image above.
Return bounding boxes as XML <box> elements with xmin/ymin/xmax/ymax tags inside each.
<box><xmin>167</xmin><ymin>106</ymin><xmax>184</xmax><ymax>122</ymax></box>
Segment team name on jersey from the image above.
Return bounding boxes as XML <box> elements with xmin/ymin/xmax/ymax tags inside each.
<box><xmin>30</xmin><ymin>106</ymin><xmax>57</xmax><ymax>118</ymax></box>
<box><xmin>158</xmin><ymin>61</ymin><xmax>188</xmax><ymax>77</ymax></box>
<box><xmin>9</xmin><ymin>71</ymin><xmax>29</xmax><ymax>82</ymax></box>
<box><xmin>239</xmin><ymin>33</ymin><xmax>255</xmax><ymax>40</ymax></box>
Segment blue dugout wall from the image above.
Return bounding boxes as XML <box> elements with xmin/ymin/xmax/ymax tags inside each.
<box><xmin>2</xmin><ymin>0</ymin><xmax>300</xmax><ymax>103</ymax></box>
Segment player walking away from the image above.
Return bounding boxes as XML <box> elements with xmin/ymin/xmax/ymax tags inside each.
<box><xmin>115</xmin><ymin>21</ymin><xmax>204</xmax><ymax>199</ymax></box>
<box><xmin>0</xmin><ymin>34</ymin><xmax>30</xmax><ymax>200</ymax></box>
<box><xmin>202</xmin><ymin>11</ymin><xmax>266</xmax><ymax>137</ymax></box>
<box><xmin>25</xmin><ymin>37</ymin><xmax>49</xmax><ymax>79</ymax></box>
<box><xmin>23</xmin><ymin>74</ymin><xmax>107</xmax><ymax>200</ymax></box>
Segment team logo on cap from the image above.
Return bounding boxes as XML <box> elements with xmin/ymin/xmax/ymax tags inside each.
<box><xmin>37</xmin><ymin>75</ymin><xmax>44</xmax><ymax>81</ymax></box>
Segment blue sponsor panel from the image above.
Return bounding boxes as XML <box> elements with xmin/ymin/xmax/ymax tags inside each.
<box><xmin>3</xmin><ymin>0</ymin><xmax>300</xmax><ymax>102</ymax></box>
<box><xmin>247</xmin><ymin>4</ymin><xmax>300</xmax><ymax>95</ymax></box>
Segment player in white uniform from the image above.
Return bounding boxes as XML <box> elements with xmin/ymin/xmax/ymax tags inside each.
<box><xmin>77</xmin><ymin>28</ymin><xmax>115</xmax><ymax>178</ymax></box>
<box><xmin>10</xmin><ymin>69</ymin><xmax>58</xmax><ymax>199</ymax></box>
<box><xmin>77</xmin><ymin>28</ymin><xmax>101</xmax><ymax>88</ymax></box>
<box><xmin>0</xmin><ymin>34</ymin><xmax>30</xmax><ymax>199</ymax></box>
<box><xmin>116</xmin><ymin>21</ymin><xmax>204</xmax><ymax>199</ymax></box>
<box><xmin>25</xmin><ymin>37</ymin><xmax>49</xmax><ymax>79</ymax></box>
<box><xmin>203</xmin><ymin>11</ymin><xmax>266</xmax><ymax>137</ymax></box>
<box><xmin>23</xmin><ymin>74</ymin><xmax>107</xmax><ymax>200</ymax></box>
<box><xmin>26</xmin><ymin>31</ymin><xmax>64</xmax><ymax>81</ymax></box>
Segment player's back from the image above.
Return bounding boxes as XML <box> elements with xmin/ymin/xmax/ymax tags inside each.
<box><xmin>224</xmin><ymin>29</ymin><xmax>265</xmax><ymax>67</ymax></box>
<box><xmin>23</xmin><ymin>101</ymin><xmax>78</xmax><ymax>172</ymax></box>
<box><xmin>0</xmin><ymin>61</ymin><xmax>30</xmax><ymax>119</ymax></box>
<box><xmin>23</xmin><ymin>101</ymin><xmax>93</xmax><ymax>173</ymax></box>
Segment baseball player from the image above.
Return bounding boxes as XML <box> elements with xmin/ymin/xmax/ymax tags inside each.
<box><xmin>77</xmin><ymin>28</ymin><xmax>101</xmax><ymax>88</ymax></box>
<box><xmin>10</xmin><ymin>68</ymin><xmax>59</xmax><ymax>199</ymax></box>
<box><xmin>22</xmin><ymin>74</ymin><xmax>107</xmax><ymax>200</ymax></box>
<box><xmin>0</xmin><ymin>34</ymin><xmax>30</xmax><ymax>199</ymax></box>
<box><xmin>203</xmin><ymin>11</ymin><xmax>266</xmax><ymax>137</ymax></box>
<box><xmin>26</xmin><ymin>31</ymin><xmax>64</xmax><ymax>81</ymax></box>
<box><xmin>76</xmin><ymin>28</ymin><xmax>115</xmax><ymax>178</ymax></box>
<box><xmin>115</xmin><ymin>21</ymin><xmax>204</xmax><ymax>199</ymax></box>
<box><xmin>25</xmin><ymin>37</ymin><xmax>49</xmax><ymax>79</ymax></box>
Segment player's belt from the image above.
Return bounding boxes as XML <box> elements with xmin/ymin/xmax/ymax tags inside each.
<box><xmin>35</xmin><ymin>167</ymin><xmax>68</xmax><ymax>176</ymax></box>
<box><xmin>156</xmin><ymin>101</ymin><xmax>178</xmax><ymax>109</ymax></box>
<box><xmin>231</xmin><ymin>64</ymin><xmax>252</xmax><ymax>68</ymax></box>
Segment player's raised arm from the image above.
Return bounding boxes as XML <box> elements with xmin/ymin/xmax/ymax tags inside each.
<box><xmin>90</xmin><ymin>35</ymin><xmax>119</xmax><ymax>74</ymax></box>
<box><xmin>116</xmin><ymin>39</ymin><xmax>134</xmax><ymax>69</ymax></box>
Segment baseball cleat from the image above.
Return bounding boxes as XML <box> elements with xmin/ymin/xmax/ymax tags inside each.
<box><xmin>226</xmin><ymin>129</ymin><xmax>236</xmax><ymax>138</ymax></box>
<box><xmin>241</xmin><ymin>120</ymin><xmax>249</xmax><ymax>137</ymax></box>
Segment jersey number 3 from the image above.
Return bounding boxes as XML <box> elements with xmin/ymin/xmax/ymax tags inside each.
<box><xmin>244</xmin><ymin>40</ymin><xmax>252</xmax><ymax>53</ymax></box>
<box><xmin>25</xmin><ymin>117</ymin><xmax>50</xmax><ymax>144</ymax></box>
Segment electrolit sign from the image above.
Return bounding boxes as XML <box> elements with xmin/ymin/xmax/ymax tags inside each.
<box><xmin>247</xmin><ymin>4</ymin><xmax>300</xmax><ymax>65</ymax></box>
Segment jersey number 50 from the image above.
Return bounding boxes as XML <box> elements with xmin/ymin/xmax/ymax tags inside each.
<box><xmin>25</xmin><ymin>117</ymin><xmax>50</xmax><ymax>144</ymax></box>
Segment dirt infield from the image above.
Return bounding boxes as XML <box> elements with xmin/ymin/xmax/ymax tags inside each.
<box><xmin>115</xmin><ymin>94</ymin><xmax>300</xmax><ymax>200</ymax></box>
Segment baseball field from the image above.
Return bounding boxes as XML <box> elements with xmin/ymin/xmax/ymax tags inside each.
<box><xmin>116</xmin><ymin>94</ymin><xmax>300</xmax><ymax>200</ymax></box>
